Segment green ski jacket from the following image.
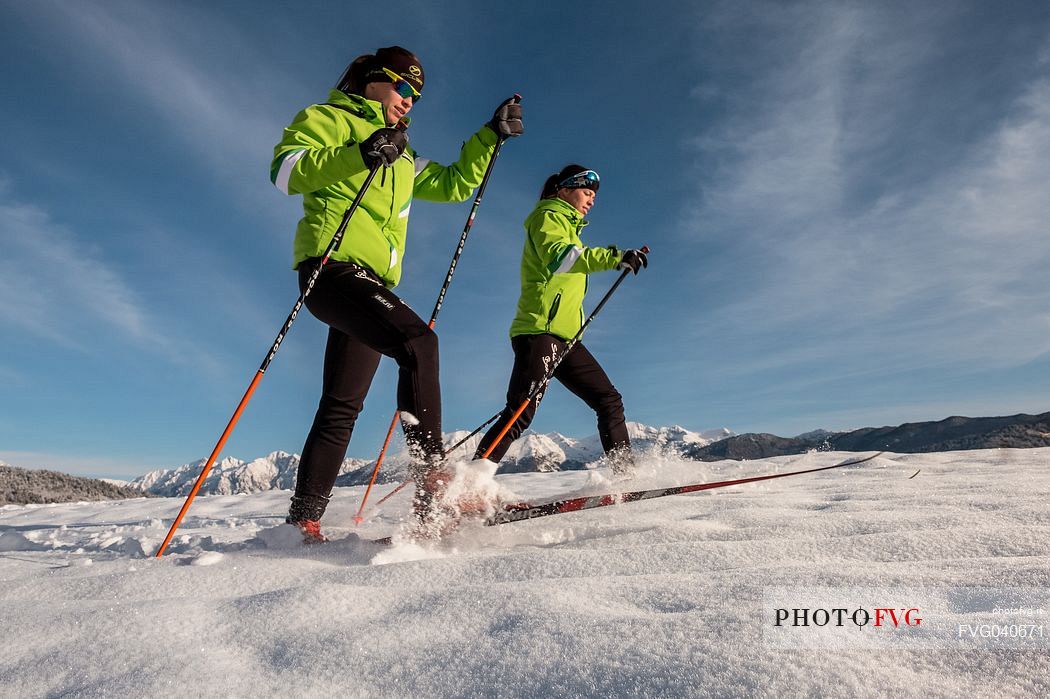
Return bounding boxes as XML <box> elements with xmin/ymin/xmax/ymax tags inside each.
<box><xmin>271</xmin><ymin>90</ymin><xmax>498</xmax><ymax>287</ymax></box>
<box><xmin>509</xmin><ymin>197</ymin><xmax>621</xmax><ymax>341</ymax></box>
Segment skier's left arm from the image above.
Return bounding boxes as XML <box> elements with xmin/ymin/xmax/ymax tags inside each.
<box><xmin>412</xmin><ymin>98</ymin><xmax>523</xmax><ymax>203</ymax></box>
<box><xmin>411</xmin><ymin>126</ymin><xmax>498</xmax><ymax>203</ymax></box>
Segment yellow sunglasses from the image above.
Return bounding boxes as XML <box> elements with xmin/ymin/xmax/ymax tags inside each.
<box><xmin>382</xmin><ymin>67</ymin><xmax>422</xmax><ymax>102</ymax></box>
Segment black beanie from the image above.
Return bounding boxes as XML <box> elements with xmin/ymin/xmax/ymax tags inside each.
<box><xmin>541</xmin><ymin>164</ymin><xmax>598</xmax><ymax>198</ymax></box>
<box><xmin>336</xmin><ymin>46</ymin><xmax>424</xmax><ymax>95</ymax></box>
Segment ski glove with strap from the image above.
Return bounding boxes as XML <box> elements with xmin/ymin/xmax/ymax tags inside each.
<box><xmin>360</xmin><ymin>128</ymin><xmax>408</xmax><ymax>168</ymax></box>
<box><xmin>487</xmin><ymin>97</ymin><xmax>524</xmax><ymax>138</ymax></box>
<box><xmin>618</xmin><ymin>248</ymin><xmax>648</xmax><ymax>275</ymax></box>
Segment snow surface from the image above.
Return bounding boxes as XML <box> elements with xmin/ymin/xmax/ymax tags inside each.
<box><xmin>1</xmin><ymin>448</ymin><xmax>1048</xmax><ymax>697</ymax></box>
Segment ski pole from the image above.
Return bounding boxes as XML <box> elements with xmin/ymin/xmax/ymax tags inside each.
<box><xmin>365</xmin><ymin>247</ymin><xmax>649</xmax><ymax>512</ymax></box>
<box><xmin>353</xmin><ymin>96</ymin><xmax>521</xmax><ymax>524</ymax></box>
<box><xmin>478</xmin><ymin>249</ymin><xmax>647</xmax><ymax>460</ymax></box>
<box><xmin>155</xmin><ymin>126</ymin><xmax>406</xmax><ymax>557</ymax></box>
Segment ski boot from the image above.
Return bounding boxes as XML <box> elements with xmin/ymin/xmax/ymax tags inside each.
<box><xmin>287</xmin><ymin>519</ymin><xmax>328</xmax><ymax>544</ymax></box>
<box><xmin>411</xmin><ymin>466</ymin><xmax>460</xmax><ymax>540</ymax></box>
<box><xmin>287</xmin><ymin>495</ymin><xmax>330</xmax><ymax>544</ymax></box>
<box><xmin>607</xmin><ymin>447</ymin><xmax>637</xmax><ymax>481</ymax></box>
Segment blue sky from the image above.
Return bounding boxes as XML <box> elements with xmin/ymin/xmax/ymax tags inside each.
<box><xmin>2</xmin><ymin>0</ymin><xmax>1049</xmax><ymax>478</ymax></box>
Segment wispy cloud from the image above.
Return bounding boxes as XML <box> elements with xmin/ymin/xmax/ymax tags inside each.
<box><xmin>13</xmin><ymin>0</ymin><xmax>289</xmax><ymax>212</ymax></box>
<box><xmin>0</xmin><ymin>186</ymin><xmax>218</xmax><ymax>369</ymax></box>
<box><xmin>0</xmin><ymin>200</ymin><xmax>144</xmax><ymax>347</ymax></box>
<box><xmin>682</xmin><ymin>2</ymin><xmax>1050</xmax><ymax>377</ymax></box>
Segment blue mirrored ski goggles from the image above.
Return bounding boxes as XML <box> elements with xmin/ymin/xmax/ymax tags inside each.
<box><xmin>557</xmin><ymin>169</ymin><xmax>600</xmax><ymax>191</ymax></box>
<box><xmin>382</xmin><ymin>67</ymin><xmax>421</xmax><ymax>102</ymax></box>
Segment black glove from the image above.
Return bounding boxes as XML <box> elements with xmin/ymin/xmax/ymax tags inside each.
<box><xmin>618</xmin><ymin>248</ymin><xmax>648</xmax><ymax>275</ymax></box>
<box><xmin>487</xmin><ymin>96</ymin><xmax>523</xmax><ymax>138</ymax></box>
<box><xmin>360</xmin><ymin>128</ymin><xmax>408</xmax><ymax>168</ymax></box>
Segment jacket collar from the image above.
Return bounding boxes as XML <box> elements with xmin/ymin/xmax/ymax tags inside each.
<box><xmin>325</xmin><ymin>89</ymin><xmax>412</xmax><ymax>128</ymax></box>
<box><xmin>537</xmin><ymin>196</ymin><xmax>589</xmax><ymax>228</ymax></box>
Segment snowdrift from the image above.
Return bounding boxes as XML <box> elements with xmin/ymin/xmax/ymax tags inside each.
<box><xmin>1</xmin><ymin>449</ymin><xmax>1047</xmax><ymax>696</ymax></box>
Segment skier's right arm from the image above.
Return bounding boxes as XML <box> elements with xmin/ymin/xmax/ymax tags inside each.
<box><xmin>270</xmin><ymin>105</ymin><xmax>369</xmax><ymax>196</ymax></box>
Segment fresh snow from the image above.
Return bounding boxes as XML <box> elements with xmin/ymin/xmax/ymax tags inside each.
<box><xmin>1</xmin><ymin>448</ymin><xmax>1048</xmax><ymax>697</ymax></box>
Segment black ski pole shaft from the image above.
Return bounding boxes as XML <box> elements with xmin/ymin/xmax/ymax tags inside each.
<box><xmin>445</xmin><ymin>410</ymin><xmax>503</xmax><ymax>456</ymax></box>
<box><xmin>154</xmin><ymin>130</ymin><xmax>403</xmax><ymax>557</ymax></box>
<box><xmin>263</xmin><ymin>163</ymin><xmax>384</xmax><ymax>371</ymax></box>
<box><xmin>428</xmin><ymin>94</ymin><xmax>520</xmax><ymax>325</ymax></box>
<box><xmin>476</xmin><ymin>248</ymin><xmax>648</xmax><ymax>461</ymax></box>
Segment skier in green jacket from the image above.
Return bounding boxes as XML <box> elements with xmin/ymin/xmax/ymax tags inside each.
<box><xmin>474</xmin><ymin>165</ymin><xmax>647</xmax><ymax>475</ymax></box>
<box><xmin>271</xmin><ymin>46</ymin><xmax>523</xmax><ymax>541</ymax></box>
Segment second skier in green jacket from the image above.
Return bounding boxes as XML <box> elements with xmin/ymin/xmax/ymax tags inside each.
<box><xmin>475</xmin><ymin>165</ymin><xmax>648</xmax><ymax>475</ymax></box>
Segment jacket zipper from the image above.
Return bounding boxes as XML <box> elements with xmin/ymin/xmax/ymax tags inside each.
<box><xmin>546</xmin><ymin>292</ymin><xmax>562</xmax><ymax>331</ymax></box>
<box><xmin>581</xmin><ymin>276</ymin><xmax>588</xmax><ymax>329</ymax></box>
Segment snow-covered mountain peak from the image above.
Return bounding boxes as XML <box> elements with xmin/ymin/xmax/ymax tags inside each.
<box><xmin>626</xmin><ymin>421</ymin><xmax>732</xmax><ymax>446</ymax></box>
<box><xmin>129</xmin><ymin>452</ymin><xmax>367</xmax><ymax>497</ymax></box>
<box><xmin>132</xmin><ymin>423</ymin><xmax>734</xmax><ymax>495</ymax></box>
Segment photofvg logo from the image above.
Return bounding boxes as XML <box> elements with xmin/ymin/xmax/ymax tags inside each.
<box><xmin>764</xmin><ymin>587</ymin><xmax>1047</xmax><ymax>649</ymax></box>
<box><xmin>774</xmin><ymin>607</ymin><xmax>923</xmax><ymax>629</ymax></box>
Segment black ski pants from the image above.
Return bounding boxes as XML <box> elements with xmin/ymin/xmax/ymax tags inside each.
<box><xmin>293</xmin><ymin>260</ymin><xmax>442</xmax><ymax>503</ymax></box>
<box><xmin>474</xmin><ymin>333</ymin><xmax>629</xmax><ymax>464</ymax></box>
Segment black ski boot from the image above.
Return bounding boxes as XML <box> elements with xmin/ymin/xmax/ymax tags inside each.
<box><xmin>607</xmin><ymin>446</ymin><xmax>636</xmax><ymax>480</ymax></box>
<box><xmin>410</xmin><ymin>455</ymin><xmax>460</xmax><ymax>540</ymax></box>
<box><xmin>287</xmin><ymin>494</ymin><xmax>330</xmax><ymax>544</ymax></box>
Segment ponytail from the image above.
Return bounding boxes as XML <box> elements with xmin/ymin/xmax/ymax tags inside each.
<box><xmin>335</xmin><ymin>54</ymin><xmax>374</xmax><ymax>95</ymax></box>
<box><xmin>540</xmin><ymin>163</ymin><xmax>590</xmax><ymax>199</ymax></box>
<box><xmin>540</xmin><ymin>174</ymin><xmax>562</xmax><ymax>199</ymax></box>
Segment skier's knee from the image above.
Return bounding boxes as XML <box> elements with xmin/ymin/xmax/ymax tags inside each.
<box><xmin>315</xmin><ymin>394</ymin><xmax>363</xmax><ymax>428</ymax></box>
<box><xmin>596</xmin><ymin>388</ymin><xmax>624</xmax><ymax>420</ymax></box>
<box><xmin>403</xmin><ymin>327</ymin><xmax>439</xmax><ymax>367</ymax></box>
<box><xmin>512</xmin><ymin>410</ymin><xmax>535</xmax><ymax>436</ymax></box>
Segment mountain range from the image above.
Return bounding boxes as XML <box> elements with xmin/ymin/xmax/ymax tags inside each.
<box><xmin>128</xmin><ymin>422</ymin><xmax>729</xmax><ymax>497</ymax></box>
<box><xmin>686</xmin><ymin>411</ymin><xmax>1050</xmax><ymax>460</ymax></box>
<box><xmin>129</xmin><ymin>412</ymin><xmax>1048</xmax><ymax>498</ymax></box>
<box><xmin>6</xmin><ymin>411</ymin><xmax>1045</xmax><ymax>503</ymax></box>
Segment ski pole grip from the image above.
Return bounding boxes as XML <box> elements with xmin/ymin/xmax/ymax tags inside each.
<box><xmin>512</xmin><ymin>93</ymin><xmax>522</xmax><ymax>103</ymax></box>
<box><xmin>641</xmin><ymin>245</ymin><xmax>650</xmax><ymax>254</ymax></box>
<box><xmin>395</xmin><ymin>117</ymin><xmax>409</xmax><ymax>132</ymax></box>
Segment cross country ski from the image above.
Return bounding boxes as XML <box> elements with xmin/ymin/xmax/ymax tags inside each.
<box><xmin>486</xmin><ymin>451</ymin><xmax>884</xmax><ymax>525</ymax></box>
<box><xmin>367</xmin><ymin>452</ymin><xmax>884</xmax><ymax>544</ymax></box>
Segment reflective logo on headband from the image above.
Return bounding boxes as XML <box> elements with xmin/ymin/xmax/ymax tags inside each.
<box><xmin>558</xmin><ymin>169</ymin><xmax>600</xmax><ymax>190</ymax></box>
